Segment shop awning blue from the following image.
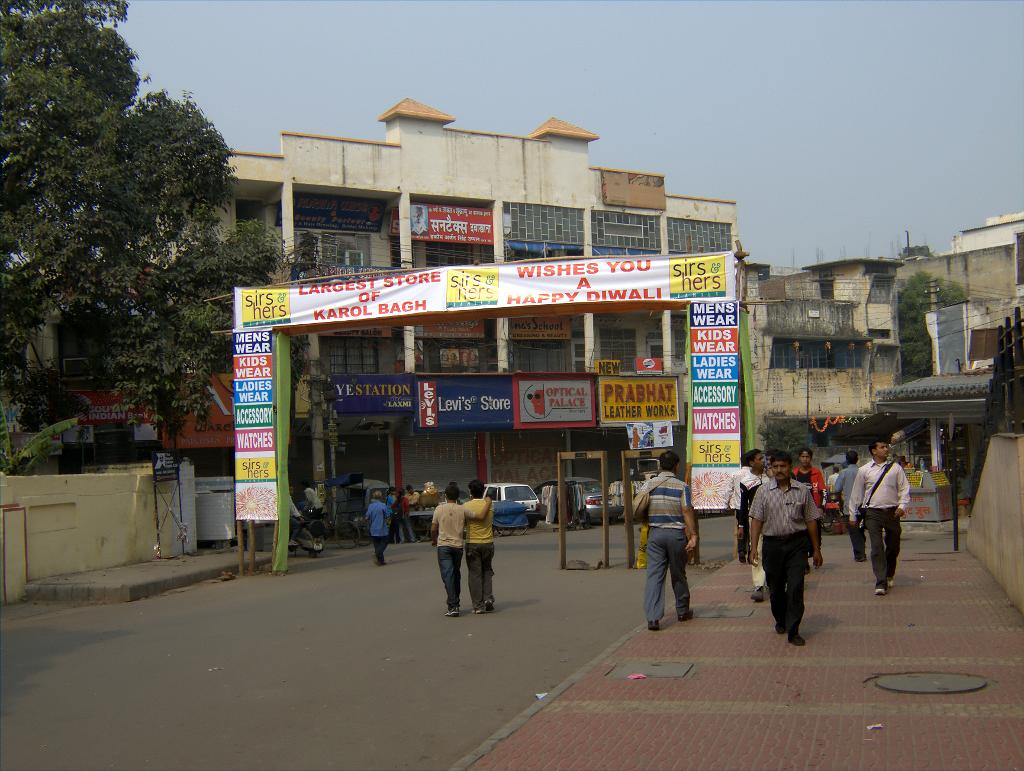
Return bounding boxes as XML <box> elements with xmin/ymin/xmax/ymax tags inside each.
<box><xmin>505</xmin><ymin>240</ymin><xmax>582</xmax><ymax>254</ymax></box>
<box><xmin>323</xmin><ymin>472</ymin><xmax>365</xmax><ymax>488</ymax></box>
<box><xmin>591</xmin><ymin>246</ymin><xmax>660</xmax><ymax>256</ymax></box>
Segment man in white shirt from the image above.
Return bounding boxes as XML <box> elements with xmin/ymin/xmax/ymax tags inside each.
<box><xmin>729</xmin><ymin>448</ymin><xmax>767</xmax><ymax>602</ymax></box>
<box><xmin>846</xmin><ymin>439</ymin><xmax>911</xmax><ymax>597</ymax></box>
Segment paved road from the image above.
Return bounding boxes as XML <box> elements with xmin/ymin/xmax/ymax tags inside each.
<box><xmin>2</xmin><ymin>516</ymin><xmax>736</xmax><ymax>770</ymax></box>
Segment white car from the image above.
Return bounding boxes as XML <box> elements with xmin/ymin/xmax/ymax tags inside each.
<box><xmin>484</xmin><ymin>483</ymin><xmax>542</xmax><ymax>527</ymax></box>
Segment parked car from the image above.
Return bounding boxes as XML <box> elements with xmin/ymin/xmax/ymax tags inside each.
<box><xmin>573</xmin><ymin>476</ymin><xmax>625</xmax><ymax>523</ymax></box>
<box><xmin>484</xmin><ymin>483</ymin><xmax>542</xmax><ymax>528</ymax></box>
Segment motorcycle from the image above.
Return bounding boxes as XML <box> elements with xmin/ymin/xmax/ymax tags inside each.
<box><xmin>289</xmin><ymin>504</ymin><xmax>326</xmax><ymax>557</ymax></box>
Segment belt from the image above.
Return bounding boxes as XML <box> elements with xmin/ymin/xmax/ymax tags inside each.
<box><xmin>866</xmin><ymin>506</ymin><xmax>898</xmax><ymax>514</ymax></box>
<box><xmin>762</xmin><ymin>531</ymin><xmax>809</xmax><ymax>542</ymax></box>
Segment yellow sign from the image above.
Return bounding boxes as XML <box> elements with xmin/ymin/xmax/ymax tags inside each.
<box><xmin>240</xmin><ymin>288</ymin><xmax>291</xmax><ymax>327</ymax></box>
<box><xmin>595</xmin><ymin>359</ymin><xmax>621</xmax><ymax>375</ymax></box>
<box><xmin>599</xmin><ymin>376</ymin><xmax>678</xmax><ymax>423</ymax></box>
<box><xmin>445</xmin><ymin>268</ymin><xmax>499</xmax><ymax>308</ymax></box>
<box><xmin>691</xmin><ymin>439</ymin><xmax>741</xmax><ymax>467</ymax></box>
<box><xmin>235</xmin><ymin>455</ymin><xmax>277</xmax><ymax>481</ymax></box>
<box><xmin>669</xmin><ymin>253</ymin><xmax>728</xmax><ymax>299</ymax></box>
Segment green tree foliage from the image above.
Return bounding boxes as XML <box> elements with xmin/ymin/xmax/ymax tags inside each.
<box><xmin>1</xmin><ymin>1</ymin><xmax>286</xmax><ymax>439</ymax></box>
<box><xmin>897</xmin><ymin>272</ymin><xmax>967</xmax><ymax>381</ymax></box>
<box><xmin>759</xmin><ymin>418</ymin><xmax>809</xmax><ymax>456</ymax></box>
<box><xmin>0</xmin><ymin>400</ymin><xmax>78</xmax><ymax>475</ymax></box>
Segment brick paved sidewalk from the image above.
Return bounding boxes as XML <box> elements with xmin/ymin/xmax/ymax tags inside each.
<box><xmin>460</xmin><ymin>530</ymin><xmax>1024</xmax><ymax>771</ymax></box>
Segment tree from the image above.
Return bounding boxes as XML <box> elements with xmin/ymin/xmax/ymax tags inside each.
<box><xmin>897</xmin><ymin>272</ymin><xmax>967</xmax><ymax>380</ymax></box>
<box><xmin>759</xmin><ymin>418</ymin><xmax>808</xmax><ymax>456</ymax></box>
<box><xmin>0</xmin><ymin>400</ymin><xmax>78</xmax><ymax>475</ymax></box>
<box><xmin>1</xmin><ymin>1</ymin><xmax>286</xmax><ymax>437</ymax></box>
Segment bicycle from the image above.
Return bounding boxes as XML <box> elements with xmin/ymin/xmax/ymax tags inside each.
<box><xmin>334</xmin><ymin>514</ymin><xmax>371</xmax><ymax>549</ymax></box>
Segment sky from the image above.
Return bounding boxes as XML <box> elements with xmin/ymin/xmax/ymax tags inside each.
<box><xmin>121</xmin><ymin>1</ymin><xmax>1024</xmax><ymax>267</ymax></box>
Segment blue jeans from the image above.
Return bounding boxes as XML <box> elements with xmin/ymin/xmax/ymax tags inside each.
<box><xmin>437</xmin><ymin>546</ymin><xmax>463</xmax><ymax>610</ymax></box>
<box><xmin>398</xmin><ymin>517</ymin><xmax>416</xmax><ymax>543</ymax></box>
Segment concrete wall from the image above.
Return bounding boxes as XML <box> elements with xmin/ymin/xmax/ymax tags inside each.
<box><xmin>898</xmin><ymin>246</ymin><xmax>1016</xmax><ymax>301</ymax></box>
<box><xmin>967</xmin><ymin>433</ymin><xmax>1024</xmax><ymax>614</ymax></box>
<box><xmin>0</xmin><ymin>472</ymin><xmax>175</xmax><ymax>603</ymax></box>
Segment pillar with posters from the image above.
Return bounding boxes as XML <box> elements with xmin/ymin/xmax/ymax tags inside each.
<box><xmin>688</xmin><ymin>301</ymin><xmax>742</xmax><ymax>509</ymax></box>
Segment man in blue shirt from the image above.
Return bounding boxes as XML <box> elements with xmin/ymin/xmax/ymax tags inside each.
<box><xmin>832</xmin><ymin>450</ymin><xmax>865</xmax><ymax>562</ymax></box>
<box><xmin>365</xmin><ymin>490</ymin><xmax>390</xmax><ymax>566</ymax></box>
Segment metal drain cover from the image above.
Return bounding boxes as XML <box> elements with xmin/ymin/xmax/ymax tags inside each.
<box><xmin>695</xmin><ymin>607</ymin><xmax>754</xmax><ymax>618</ymax></box>
<box><xmin>873</xmin><ymin>673</ymin><xmax>988</xmax><ymax>694</ymax></box>
<box><xmin>606</xmin><ymin>660</ymin><xmax>694</xmax><ymax>679</ymax></box>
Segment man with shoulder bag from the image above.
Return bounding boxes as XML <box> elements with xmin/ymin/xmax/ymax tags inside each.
<box><xmin>633</xmin><ymin>450</ymin><xmax>698</xmax><ymax>631</ymax></box>
<box><xmin>846</xmin><ymin>439</ymin><xmax>911</xmax><ymax>596</ymax></box>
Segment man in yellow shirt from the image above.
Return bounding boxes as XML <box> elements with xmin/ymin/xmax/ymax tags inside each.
<box><xmin>465</xmin><ymin>479</ymin><xmax>495</xmax><ymax>614</ymax></box>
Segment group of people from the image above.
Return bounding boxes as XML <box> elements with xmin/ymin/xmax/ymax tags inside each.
<box><xmin>366</xmin><ymin>479</ymin><xmax>497</xmax><ymax>618</ymax></box>
<box><xmin>640</xmin><ymin>440</ymin><xmax>910</xmax><ymax>648</ymax></box>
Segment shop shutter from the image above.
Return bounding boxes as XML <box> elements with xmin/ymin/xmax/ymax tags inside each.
<box><xmin>400</xmin><ymin>433</ymin><xmax>478</xmax><ymax>492</ymax></box>
<box><xmin>489</xmin><ymin>431</ymin><xmax>564</xmax><ymax>487</ymax></box>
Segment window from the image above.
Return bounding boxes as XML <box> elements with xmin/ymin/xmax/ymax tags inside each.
<box><xmin>235</xmin><ymin>199</ymin><xmax>263</xmax><ymax>222</ymax></box>
<box><xmin>510</xmin><ymin>341</ymin><xmax>569</xmax><ymax>372</ymax></box>
<box><xmin>769</xmin><ymin>340</ymin><xmax>865</xmax><ymax>370</ymax></box>
<box><xmin>818</xmin><ymin>278</ymin><xmax>834</xmax><ymax>300</ymax></box>
<box><xmin>868</xmin><ymin>276</ymin><xmax>894</xmax><ymax>304</ymax></box>
<box><xmin>603</xmin><ymin>221</ymin><xmax>644</xmax><ymax>238</ymax></box>
<box><xmin>1016</xmin><ymin>231</ymin><xmax>1024</xmax><ymax>286</ymax></box>
<box><xmin>325</xmin><ymin>337</ymin><xmax>379</xmax><ymax>374</ymax></box>
<box><xmin>295</xmin><ymin>231</ymin><xmax>369</xmax><ymax>267</ymax></box>
<box><xmin>667</xmin><ymin>218</ymin><xmax>732</xmax><ymax>254</ymax></box>
<box><xmin>868</xmin><ymin>328</ymin><xmax>891</xmax><ymax>339</ymax></box>
<box><xmin>599</xmin><ymin>328</ymin><xmax>637</xmax><ymax>363</ymax></box>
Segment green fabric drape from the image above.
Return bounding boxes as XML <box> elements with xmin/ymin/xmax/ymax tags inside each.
<box><xmin>273</xmin><ymin>332</ymin><xmax>292</xmax><ymax>573</ymax></box>
<box><xmin>740</xmin><ymin>310</ymin><xmax>756</xmax><ymax>450</ymax></box>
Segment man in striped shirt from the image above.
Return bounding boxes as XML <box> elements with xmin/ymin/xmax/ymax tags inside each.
<box><xmin>642</xmin><ymin>450</ymin><xmax>699</xmax><ymax>631</ymax></box>
<box><xmin>750</xmin><ymin>450</ymin><xmax>823</xmax><ymax>646</ymax></box>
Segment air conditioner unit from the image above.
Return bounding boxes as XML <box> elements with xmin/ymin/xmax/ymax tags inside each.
<box><xmin>63</xmin><ymin>357</ymin><xmax>89</xmax><ymax>377</ymax></box>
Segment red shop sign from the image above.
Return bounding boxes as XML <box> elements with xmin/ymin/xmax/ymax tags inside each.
<box><xmin>390</xmin><ymin>204</ymin><xmax>494</xmax><ymax>244</ymax></box>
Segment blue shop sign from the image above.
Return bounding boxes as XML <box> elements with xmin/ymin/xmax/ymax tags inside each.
<box><xmin>282</xmin><ymin>193</ymin><xmax>387</xmax><ymax>233</ymax></box>
<box><xmin>331</xmin><ymin>375</ymin><xmax>415</xmax><ymax>414</ymax></box>
<box><xmin>690</xmin><ymin>354</ymin><xmax>739</xmax><ymax>382</ymax></box>
<box><xmin>416</xmin><ymin>376</ymin><xmax>513</xmax><ymax>432</ymax></box>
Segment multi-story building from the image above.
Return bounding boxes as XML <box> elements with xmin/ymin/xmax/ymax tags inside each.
<box><xmin>743</xmin><ymin>257</ymin><xmax>902</xmax><ymax>448</ymax></box>
<box><xmin>228</xmin><ymin>99</ymin><xmax>738</xmax><ymax>487</ymax></box>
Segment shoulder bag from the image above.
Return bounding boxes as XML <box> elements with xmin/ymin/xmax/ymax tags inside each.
<box><xmin>632</xmin><ymin>475</ymin><xmax>671</xmax><ymax>523</ymax></box>
<box><xmin>858</xmin><ymin>462</ymin><xmax>894</xmax><ymax>517</ymax></box>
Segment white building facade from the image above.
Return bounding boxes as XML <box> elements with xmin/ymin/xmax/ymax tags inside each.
<box><xmin>228</xmin><ymin>99</ymin><xmax>739</xmax><ymax>487</ymax></box>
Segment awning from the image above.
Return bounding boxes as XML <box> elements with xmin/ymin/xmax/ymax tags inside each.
<box><xmin>591</xmin><ymin>246</ymin><xmax>660</xmax><ymax>256</ymax></box>
<box><xmin>505</xmin><ymin>240</ymin><xmax>582</xmax><ymax>255</ymax></box>
<box><xmin>323</xmin><ymin>472</ymin><xmax>364</xmax><ymax>488</ymax></box>
<box><xmin>833</xmin><ymin>412</ymin><xmax>918</xmax><ymax>443</ymax></box>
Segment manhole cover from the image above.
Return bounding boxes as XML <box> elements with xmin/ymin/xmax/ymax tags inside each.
<box><xmin>606</xmin><ymin>660</ymin><xmax>694</xmax><ymax>679</ymax></box>
<box><xmin>873</xmin><ymin>673</ymin><xmax>988</xmax><ymax>694</ymax></box>
<box><xmin>695</xmin><ymin>607</ymin><xmax>754</xmax><ymax>618</ymax></box>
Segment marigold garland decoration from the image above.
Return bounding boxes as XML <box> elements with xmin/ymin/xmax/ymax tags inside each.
<box><xmin>809</xmin><ymin>415</ymin><xmax>846</xmax><ymax>433</ymax></box>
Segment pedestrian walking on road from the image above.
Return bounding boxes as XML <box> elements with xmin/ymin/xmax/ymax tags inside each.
<box><xmin>385</xmin><ymin>487</ymin><xmax>401</xmax><ymax>544</ymax></box>
<box><xmin>396</xmin><ymin>487</ymin><xmax>417</xmax><ymax>543</ymax></box>
<box><xmin>794</xmin><ymin>448</ymin><xmax>826</xmax><ymax>568</ymax></box>
<box><xmin>464</xmin><ymin>479</ymin><xmax>495</xmax><ymax>614</ymax></box>
<box><xmin>430</xmin><ymin>482</ymin><xmax>485</xmax><ymax>617</ymax></box>
<box><xmin>365</xmin><ymin>490</ymin><xmax>390</xmax><ymax>566</ymax></box>
<box><xmin>833</xmin><ymin>450</ymin><xmax>867</xmax><ymax>562</ymax></box>
<box><xmin>640</xmin><ymin>450</ymin><xmax>698</xmax><ymax>631</ymax></box>
<box><xmin>846</xmin><ymin>439</ymin><xmax>911</xmax><ymax>596</ymax></box>
<box><xmin>730</xmin><ymin>448</ymin><xmax>766</xmax><ymax>602</ymax></box>
<box><xmin>749</xmin><ymin>450</ymin><xmax>823</xmax><ymax>646</ymax></box>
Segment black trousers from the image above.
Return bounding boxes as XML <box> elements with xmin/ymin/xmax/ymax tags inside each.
<box><xmin>736</xmin><ymin>511</ymin><xmax>749</xmax><ymax>561</ymax></box>
<box><xmin>762</xmin><ymin>532</ymin><xmax>810</xmax><ymax>638</ymax></box>
<box><xmin>864</xmin><ymin>507</ymin><xmax>901</xmax><ymax>588</ymax></box>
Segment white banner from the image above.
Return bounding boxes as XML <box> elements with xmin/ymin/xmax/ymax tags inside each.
<box><xmin>234</xmin><ymin>252</ymin><xmax>736</xmax><ymax>331</ymax></box>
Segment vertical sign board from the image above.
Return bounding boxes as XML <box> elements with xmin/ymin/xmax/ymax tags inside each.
<box><xmin>689</xmin><ymin>301</ymin><xmax>741</xmax><ymax>509</ymax></box>
<box><xmin>233</xmin><ymin>329</ymin><xmax>279</xmax><ymax>521</ymax></box>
